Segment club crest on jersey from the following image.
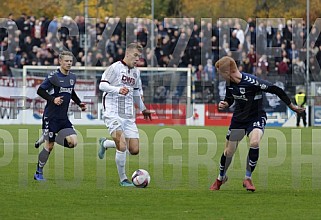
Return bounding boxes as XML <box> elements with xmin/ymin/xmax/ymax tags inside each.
<box><xmin>121</xmin><ymin>75</ymin><xmax>136</xmax><ymax>86</ymax></box>
<box><xmin>239</xmin><ymin>88</ymin><xmax>245</xmax><ymax>94</ymax></box>
<box><xmin>260</xmin><ymin>84</ymin><xmax>267</xmax><ymax>90</ymax></box>
<box><xmin>133</xmin><ymin>71</ymin><xmax>137</xmax><ymax>78</ymax></box>
<box><xmin>70</xmin><ymin>79</ymin><xmax>74</xmax><ymax>85</ymax></box>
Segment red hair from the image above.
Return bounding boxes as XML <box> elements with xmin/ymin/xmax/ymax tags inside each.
<box><xmin>215</xmin><ymin>56</ymin><xmax>238</xmax><ymax>74</ymax></box>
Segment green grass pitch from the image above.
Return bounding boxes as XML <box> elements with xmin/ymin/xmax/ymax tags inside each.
<box><xmin>0</xmin><ymin>125</ymin><xmax>321</xmax><ymax>219</ymax></box>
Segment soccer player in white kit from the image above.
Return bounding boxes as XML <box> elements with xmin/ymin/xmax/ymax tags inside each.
<box><xmin>98</xmin><ymin>43</ymin><xmax>153</xmax><ymax>186</ymax></box>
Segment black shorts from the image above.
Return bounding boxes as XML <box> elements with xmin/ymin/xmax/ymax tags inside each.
<box><xmin>226</xmin><ymin>113</ymin><xmax>267</xmax><ymax>141</ymax></box>
<box><xmin>42</xmin><ymin>117</ymin><xmax>76</xmax><ymax>142</ymax></box>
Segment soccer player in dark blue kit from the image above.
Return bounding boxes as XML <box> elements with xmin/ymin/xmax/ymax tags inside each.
<box><xmin>210</xmin><ymin>56</ymin><xmax>305</xmax><ymax>191</ymax></box>
<box><xmin>34</xmin><ymin>51</ymin><xmax>86</xmax><ymax>181</ymax></box>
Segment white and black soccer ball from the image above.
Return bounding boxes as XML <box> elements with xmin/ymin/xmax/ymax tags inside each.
<box><xmin>131</xmin><ymin>169</ymin><xmax>151</xmax><ymax>188</ymax></box>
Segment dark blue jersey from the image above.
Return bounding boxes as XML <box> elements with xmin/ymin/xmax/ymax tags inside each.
<box><xmin>225</xmin><ymin>72</ymin><xmax>273</xmax><ymax>122</ymax></box>
<box><xmin>40</xmin><ymin>69</ymin><xmax>77</xmax><ymax>120</ymax></box>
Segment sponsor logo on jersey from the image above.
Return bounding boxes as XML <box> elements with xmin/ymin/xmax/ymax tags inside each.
<box><xmin>59</xmin><ymin>87</ymin><xmax>73</xmax><ymax>94</ymax></box>
<box><xmin>121</xmin><ymin>75</ymin><xmax>136</xmax><ymax>86</ymax></box>
<box><xmin>232</xmin><ymin>94</ymin><xmax>248</xmax><ymax>101</ymax></box>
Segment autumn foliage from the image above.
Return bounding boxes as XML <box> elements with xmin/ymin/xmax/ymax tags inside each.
<box><xmin>1</xmin><ymin>0</ymin><xmax>321</xmax><ymax>21</ymax></box>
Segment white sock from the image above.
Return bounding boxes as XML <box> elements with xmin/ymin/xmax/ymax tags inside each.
<box><xmin>103</xmin><ymin>139</ymin><xmax>116</xmax><ymax>149</ymax></box>
<box><xmin>115</xmin><ymin>150</ymin><xmax>127</xmax><ymax>182</ymax></box>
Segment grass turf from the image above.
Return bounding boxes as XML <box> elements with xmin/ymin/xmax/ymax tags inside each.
<box><xmin>0</xmin><ymin>125</ymin><xmax>320</xmax><ymax>219</ymax></box>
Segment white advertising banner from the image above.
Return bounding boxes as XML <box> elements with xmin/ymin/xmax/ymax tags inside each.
<box><xmin>0</xmin><ymin>76</ymin><xmax>99</xmax><ymax>125</ymax></box>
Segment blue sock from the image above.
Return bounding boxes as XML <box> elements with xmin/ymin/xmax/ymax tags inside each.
<box><xmin>245</xmin><ymin>170</ymin><xmax>252</xmax><ymax>178</ymax></box>
<box><xmin>36</xmin><ymin>164</ymin><xmax>43</xmax><ymax>173</ymax></box>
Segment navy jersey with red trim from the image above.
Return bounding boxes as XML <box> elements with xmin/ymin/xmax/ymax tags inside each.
<box><xmin>225</xmin><ymin>72</ymin><xmax>273</xmax><ymax>122</ymax></box>
<box><xmin>40</xmin><ymin>69</ymin><xmax>77</xmax><ymax>119</ymax></box>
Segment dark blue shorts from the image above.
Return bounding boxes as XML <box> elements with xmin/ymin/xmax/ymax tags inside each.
<box><xmin>226</xmin><ymin>113</ymin><xmax>267</xmax><ymax>141</ymax></box>
<box><xmin>42</xmin><ymin>117</ymin><xmax>75</xmax><ymax>142</ymax></box>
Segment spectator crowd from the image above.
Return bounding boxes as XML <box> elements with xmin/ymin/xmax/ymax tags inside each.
<box><xmin>1</xmin><ymin>14</ymin><xmax>321</xmax><ymax>97</ymax></box>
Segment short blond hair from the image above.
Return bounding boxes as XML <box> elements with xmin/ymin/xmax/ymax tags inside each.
<box><xmin>59</xmin><ymin>51</ymin><xmax>73</xmax><ymax>60</ymax></box>
<box><xmin>215</xmin><ymin>56</ymin><xmax>238</xmax><ymax>73</ymax></box>
<box><xmin>126</xmin><ymin>43</ymin><xmax>143</xmax><ymax>53</ymax></box>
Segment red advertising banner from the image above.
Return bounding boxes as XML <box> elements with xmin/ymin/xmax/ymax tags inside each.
<box><xmin>204</xmin><ymin>104</ymin><xmax>232</xmax><ymax>126</ymax></box>
<box><xmin>136</xmin><ymin>103</ymin><xmax>186</xmax><ymax>125</ymax></box>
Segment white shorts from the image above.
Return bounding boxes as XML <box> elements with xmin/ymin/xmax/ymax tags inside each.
<box><xmin>104</xmin><ymin>116</ymin><xmax>139</xmax><ymax>139</ymax></box>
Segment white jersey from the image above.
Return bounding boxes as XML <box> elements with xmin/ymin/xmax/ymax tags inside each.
<box><xmin>100</xmin><ymin>61</ymin><xmax>142</xmax><ymax>119</ymax></box>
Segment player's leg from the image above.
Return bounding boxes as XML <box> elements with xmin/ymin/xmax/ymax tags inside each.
<box><xmin>54</xmin><ymin>120</ymin><xmax>78</xmax><ymax>148</ymax></box>
<box><xmin>246</xmin><ymin>129</ymin><xmax>262</xmax><ymax>177</ymax></box>
<box><xmin>125</xmin><ymin>120</ymin><xmax>140</xmax><ymax>155</ymax></box>
<box><xmin>64</xmin><ymin>134</ymin><xmax>78</xmax><ymax>148</ymax></box>
<box><xmin>35</xmin><ymin>141</ymin><xmax>55</xmax><ymax>181</ymax></box>
<box><xmin>127</xmin><ymin>138</ymin><xmax>139</xmax><ymax>155</ymax></box>
<box><xmin>105</xmin><ymin>118</ymin><xmax>133</xmax><ymax>186</ymax></box>
<box><xmin>98</xmin><ymin>118</ymin><xmax>116</xmax><ymax>159</ymax></box>
<box><xmin>35</xmin><ymin>116</ymin><xmax>46</xmax><ymax>148</ymax></box>
<box><xmin>210</xmin><ymin>140</ymin><xmax>236</xmax><ymax>191</ymax></box>
<box><xmin>210</xmin><ymin>126</ymin><xmax>245</xmax><ymax>190</ymax></box>
<box><xmin>99</xmin><ymin>138</ymin><xmax>116</xmax><ymax>150</ymax></box>
<box><xmin>34</xmin><ymin>119</ymin><xmax>56</xmax><ymax>181</ymax></box>
<box><xmin>243</xmin><ymin>116</ymin><xmax>266</xmax><ymax>191</ymax></box>
<box><xmin>98</xmin><ymin>138</ymin><xmax>116</xmax><ymax>159</ymax></box>
<box><xmin>112</xmin><ymin>130</ymin><xmax>133</xmax><ymax>186</ymax></box>
<box><xmin>219</xmin><ymin>128</ymin><xmax>246</xmax><ymax>178</ymax></box>
<box><xmin>243</xmin><ymin>128</ymin><xmax>262</xmax><ymax>191</ymax></box>
<box><xmin>113</xmin><ymin>120</ymin><xmax>140</xmax><ymax>186</ymax></box>
<box><xmin>219</xmin><ymin>140</ymin><xmax>237</xmax><ymax>178</ymax></box>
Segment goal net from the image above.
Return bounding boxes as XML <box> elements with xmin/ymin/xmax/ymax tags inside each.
<box><xmin>0</xmin><ymin>66</ymin><xmax>191</xmax><ymax>125</ymax></box>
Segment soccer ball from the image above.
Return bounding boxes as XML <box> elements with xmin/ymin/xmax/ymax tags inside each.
<box><xmin>131</xmin><ymin>169</ymin><xmax>151</xmax><ymax>188</ymax></box>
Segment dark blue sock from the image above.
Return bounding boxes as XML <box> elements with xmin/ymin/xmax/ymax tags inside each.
<box><xmin>219</xmin><ymin>153</ymin><xmax>227</xmax><ymax>176</ymax></box>
<box><xmin>64</xmin><ymin>139</ymin><xmax>70</xmax><ymax>148</ymax></box>
<box><xmin>246</xmin><ymin>147</ymin><xmax>259</xmax><ymax>177</ymax></box>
